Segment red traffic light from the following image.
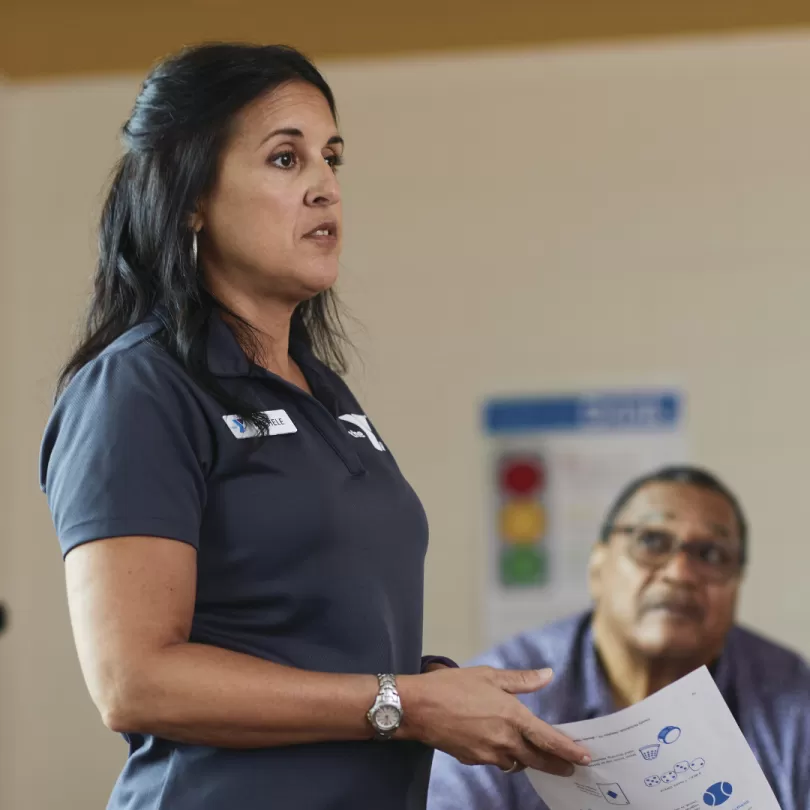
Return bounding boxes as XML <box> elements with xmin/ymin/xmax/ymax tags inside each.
<box><xmin>500</xmin><ymin>458</ymin><xmax>545</xmax><ymax>495</ymax></box>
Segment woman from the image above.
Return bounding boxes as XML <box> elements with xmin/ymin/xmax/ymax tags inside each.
<box><xmin>39</xmin><ymin>43</ymin><xmax>590</xmax><ymax>810</ymax></box>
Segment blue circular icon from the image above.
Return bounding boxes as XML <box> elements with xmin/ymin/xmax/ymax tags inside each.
<box><xmin>658</xmin><ymin>725</ymin><xmax>681</xmax><ymax>744</ymax></box>
<box><xmin>703</xmin><ymin>782</ymin><xmax>733</xmax><ymax>806</ymax></box>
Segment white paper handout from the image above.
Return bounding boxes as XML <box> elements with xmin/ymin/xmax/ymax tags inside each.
<box><xmin>528</xmin><ymin>666</ymin><xmax>781</xmax><ymax>810</ymax></box>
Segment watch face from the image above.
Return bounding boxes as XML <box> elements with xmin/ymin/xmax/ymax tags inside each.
<box><xmin>374</xmin><ymin>704</ymin><xmax>401</xmax><ymax>731</ymax></box>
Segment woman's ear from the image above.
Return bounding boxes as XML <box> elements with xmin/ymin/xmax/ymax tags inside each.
<box><xmin>189</xmin><ymin>211</ymin><xmax>203</xmax><ymax>233</ymax></box>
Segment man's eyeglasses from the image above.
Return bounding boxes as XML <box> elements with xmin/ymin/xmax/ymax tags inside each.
<box><xmin>608</xmin><ymin>525</ymin><xmax>743</xmax><ymax>583</ymax></box>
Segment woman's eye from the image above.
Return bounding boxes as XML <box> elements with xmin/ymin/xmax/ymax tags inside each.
<box><xmin>270</xmin><ymin>151</ymin><xmax>296</xmax><ymax>169</ymax></box>
<box><xmin>326</xmin><ymin>154</ymin><xmax>344</xmax><ymax>171</ymax></box>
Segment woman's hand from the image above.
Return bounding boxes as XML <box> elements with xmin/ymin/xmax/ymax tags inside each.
<box><xmin>397</xmin><ymin>666</ymin><xmax>590</xmax><ymax>776</ymax></box>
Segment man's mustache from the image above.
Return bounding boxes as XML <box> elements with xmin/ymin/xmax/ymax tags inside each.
<box><xmin>639</xmin><ymin>592</ymin><xmax>705</xmax><ymax>621</ymax></box>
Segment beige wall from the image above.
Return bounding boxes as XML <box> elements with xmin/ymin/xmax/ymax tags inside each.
<box><xmin>2</xmin><ymin>31</ymin><xmax>810</xmax><ymax>809</ymax></box>
<box><xmin>1</xmin><ymin>78</ymin><xmax>137</xmax><ymax>810</ymax></box>
<box><xmin>0</xmin><ymin>75</ymin><xmax>13</xmax><ymax>800</ymax></box>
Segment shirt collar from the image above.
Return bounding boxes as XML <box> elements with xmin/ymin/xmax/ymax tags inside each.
<box><xmin>204</xmin><ymin>310</ymin><xmax>342</xmax><ymax>414</ymax></box>
<box><xmin>579</xmin><ymin>612</ymin><xmax>732</xmax><ymax>719</ymax></box>
<box><xmin>580</xmin><ymin>615</ymin><xmax>617</xmax><ymax>719</ymax></box>
<box><xmin>204</xmin><ymin>311</ymin><xmax>318</xmax><ymax>377</ymax></box>
<box><xmin>206</xmin><ymin>311</ymin><xmax>252</xmax><ymax>378</ymax></box>
<box><xmin>147</xmin><ymin>306</ymin><xmax>328</xmax><ymax>383</ymax></box>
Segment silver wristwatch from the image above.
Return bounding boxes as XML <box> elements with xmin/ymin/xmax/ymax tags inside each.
<box><xmin>367</xmin><ymin>673</ymin><xmax>403</xmax><ymax>740</ymax></box>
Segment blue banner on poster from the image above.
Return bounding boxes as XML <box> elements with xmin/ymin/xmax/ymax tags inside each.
<box><xmin>484</xmin><ymin>391</ymin><xmax>682</xmax><ymax>435</ymax></box>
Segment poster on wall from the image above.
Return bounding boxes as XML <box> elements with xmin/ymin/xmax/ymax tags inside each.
<box><xmin>482</xmin><ymin>389</ymin><xmax>687</xmax><ymax>648</ymax></box>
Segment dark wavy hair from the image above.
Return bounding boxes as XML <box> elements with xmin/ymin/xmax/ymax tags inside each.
<box><xmin>599</xmin><ymin>465</ymin><xmax>748</xmax><ymax>565</ymax></box>
<box><xmin>57</xmin><ymin>42</ymin><xmax>348</xmax><ymax>429</ymax></box>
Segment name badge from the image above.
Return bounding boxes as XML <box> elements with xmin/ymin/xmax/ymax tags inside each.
<box><xmin>222</xmin><ymin>409</ymin><xmax>297</xmax><ymax>439</ymax></box>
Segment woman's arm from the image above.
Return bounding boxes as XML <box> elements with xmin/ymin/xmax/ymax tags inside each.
<box><xmin>66</xmin><ymin>535</ymin><xmax>378</xmax><ymax>747</ymax></box>
<box><xmin>67</xmin><ymin>535</ymin><xmax>589</xmax><ymax>774</ymax></box>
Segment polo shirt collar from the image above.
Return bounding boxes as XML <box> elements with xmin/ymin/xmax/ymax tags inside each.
<box><xmin>204</xmin><ymin>312</ymin><xmax>342</xmax><ymax>413</ymax></box>
<box><xmin>204</xmin><ymin>311</ymin><xmax>320</xmax><ymax>377</ymax></box>
<box><xmin>206</xmin><ymin>311</ymin><xmax>252</xmax><ymax>378</ymax></box>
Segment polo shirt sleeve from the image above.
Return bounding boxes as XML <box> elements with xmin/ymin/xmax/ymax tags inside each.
<box><xmin>421</xmin><ymin>655</ymin><xmax>459</xmax><ymax>672</ymax></box>
<box><xmin>40</xmin><ymin>345</ymin><xmax>211</xmax><ymax>558</ymax></box>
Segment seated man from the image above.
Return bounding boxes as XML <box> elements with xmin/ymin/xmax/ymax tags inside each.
<box><xmin>427</xmin><ymin>466</ymin><xmax>809</xmax><ymax>810</ymax></box>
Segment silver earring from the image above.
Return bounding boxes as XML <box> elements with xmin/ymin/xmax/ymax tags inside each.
<box><xmin>191</xmin><ymin>230</ymin><xmax>198</xmax><ymax>268</ymax></box>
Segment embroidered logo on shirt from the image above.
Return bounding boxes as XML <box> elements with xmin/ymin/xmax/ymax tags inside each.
<box><xmin>338</xmin><ymin>414</ymin><xmax>385</xmax><ymax>451</ymax></box>
<box><xmin>222</xmin><ymin>410</ymin><xmax>297</xmax><ymax>439</ymax></box>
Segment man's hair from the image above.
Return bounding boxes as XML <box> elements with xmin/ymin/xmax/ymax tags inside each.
<box><xmin>599</xmin><ymin>465</ymin><xmax>748</xmax><ymax>565</ymax></box>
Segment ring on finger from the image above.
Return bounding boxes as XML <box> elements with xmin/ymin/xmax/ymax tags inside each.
<box><xmin>502</xmin><ymin>760</ymin><xmax>521</xmax><ymax>775</ymax></box>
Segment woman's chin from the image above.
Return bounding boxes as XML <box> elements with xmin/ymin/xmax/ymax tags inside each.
<box><xmin>295</xmin><ymin>261</ymin><xmax>340</xmax><ymax>297</ymax></box>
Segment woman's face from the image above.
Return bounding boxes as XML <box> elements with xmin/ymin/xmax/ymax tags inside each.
<box><xmin>197</xmin><ymin>80</ymin><xmax>343</xmax><ymax>308</ymax></box>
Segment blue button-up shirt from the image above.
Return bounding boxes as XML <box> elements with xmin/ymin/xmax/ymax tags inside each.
<box><xmin>427</xmin><ymin>612</ymin><xmax>810</xmax><ymax>810</ymax></box>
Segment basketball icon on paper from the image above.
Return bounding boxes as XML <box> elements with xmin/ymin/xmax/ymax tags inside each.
<box><xmin>703</xmin><ymin>782</ymin><xmax>733</xmax><ymax>806</ymax></box>
<box><xmin>658</xmin><ymin>725</ymin><xmax>682</xmax><ymax>745</ymax></box>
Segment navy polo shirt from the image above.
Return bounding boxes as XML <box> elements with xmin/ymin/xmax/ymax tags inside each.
<box><xmin>40</xmin><ymin>313</ymin><xmax>435</xmax><ymax>810</ymax></box>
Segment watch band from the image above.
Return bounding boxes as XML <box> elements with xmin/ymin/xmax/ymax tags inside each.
<box><xmin>378</xmin><ymin>673</ymin><xmax>397</xmax><ymax>691</ymax></box>
<box><xmin>367</xmin><ymin>673</ymin><xmax>402</xmax><ymax>740</ymax></box>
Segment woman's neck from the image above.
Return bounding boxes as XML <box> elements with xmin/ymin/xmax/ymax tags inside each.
<box><xmin>212</xmin><ymin>284</ymin><xmax>297</xmax><ymax>379</ymax></box>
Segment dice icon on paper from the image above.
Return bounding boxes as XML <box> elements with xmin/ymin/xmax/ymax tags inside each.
<box><xmin>644</xmin><ymin>775</ymin><xmax>662</xmax><ymax>787</ymax></box>
<box><xmin>675</xmin><ymin>761</ymin><xmax>690</xmax><ymax>774</ymax></box>
<box><xmin>661</xmin><ymin>771</ymin><xmax>678</xmax><ymax>784</ymax></box>
<box><xmin>691</xmin><ymin>757</ymin><xmax>706</xmax><ymax>771</ymax></box>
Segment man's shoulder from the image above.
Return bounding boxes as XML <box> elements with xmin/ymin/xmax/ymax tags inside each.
<box><xmin>466</xmin><ymin>612</ymin><xmax>588</xmax><ymax>671</ymax></box>
<box><xmin>726</xmin><ymin>624</ymin><xmax>810</xmax><ymax>698</ymax></box>
<box><xmin>728</xmin><ymin>624</ymin><xmax>809</xmax><ymax>672</ymax></box>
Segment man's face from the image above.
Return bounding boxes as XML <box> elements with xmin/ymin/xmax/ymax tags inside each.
<box><xmin>589</xmin><ymin>482</ymin><xmax>743</xmax><ymax>661</ymax></box>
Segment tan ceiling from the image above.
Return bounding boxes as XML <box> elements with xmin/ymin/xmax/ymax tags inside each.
<box><xmin>3</xmin><ymin>0</ymin><xmax>810</xmax><ymax>80</ymax></box>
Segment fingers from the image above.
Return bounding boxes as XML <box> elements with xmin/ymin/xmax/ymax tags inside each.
<box><xmin>518</xmin><ymin>708</ymin><xmax>591</xmax><ymax>767</ymax></box>
<box><xmin>493</xmin><ymin>667</ymin><xmax>555</xmax><ymax>695</ymax></box>
<box><xmin>498</xmin><ymin>759</ymin><xmax>526</xmax><ymax>775</ymax></box>
<box><xmin>479</xmin><ymin>667</ymin><xmax>590</xmax><ymax>767</ymax></box>
<box><xmin>494</xmin><ymin>737</ymin><xmax>575</xmax><ymax>777</ymax></box>
<box><xmin>460</xmin><ymin>734</ymin><xmax>578</xmax><ymax>776</ymax></box>
<box><xmin>477</xmin><ymin>733</ymin><xmax>528</xmax><ymax>774</ymax></box>
<box><xmin>512</xmin><ymin>739</ymin><xmax>576</xmax><ymax>777</ymax></box>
